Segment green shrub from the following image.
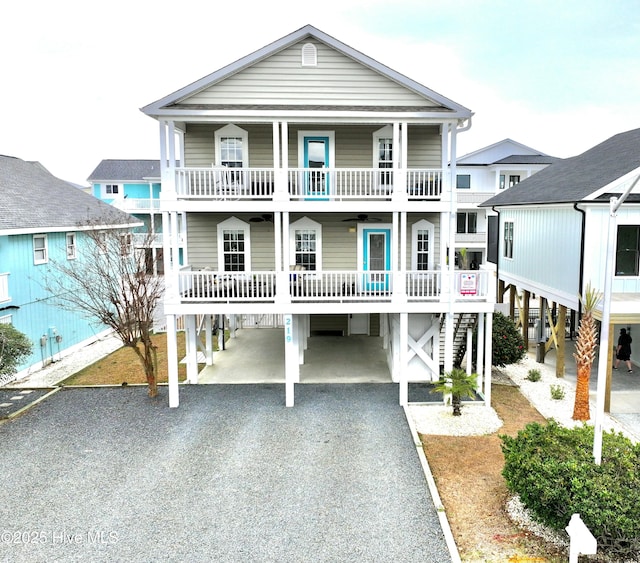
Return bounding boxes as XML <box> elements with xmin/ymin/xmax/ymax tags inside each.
<box><xmin>489</xmin><ymin>312</ymin><xmax>526</xmax><ymax>367</ymax></box>
<box><xmin>0</xmin><ymin>324</ymin><xmax>32</xmax><ymax>380</ymax></box>
<box><xmin>549</xmin><ymin>384</ymin><xmax>565</xmax><ymax>400</ymax></box>
<box><xmin>526</xmin><ymin>368</ymin><xmax>541</xmax><ymax>382</ymax></box>
<box><xmin>501</xmin><ymin>421</ymin><xmax>640</xmax><ymax>558</ymax></box>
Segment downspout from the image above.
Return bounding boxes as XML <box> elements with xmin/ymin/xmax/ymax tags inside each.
<box><xmin>573</xmin><ymin>202</ymin><xmax>587</xmax><ymax>324</ymax></box>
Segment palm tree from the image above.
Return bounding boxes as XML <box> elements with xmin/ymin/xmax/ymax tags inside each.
<box><xmin>572</xmin><ymin>284</ymin><xmax>602</xmax><ymax>421</ymax></box>
<box><xmin>432</xmin><ymin>368</ymin><xmax>478</xmax><ymax>416</ymax></box>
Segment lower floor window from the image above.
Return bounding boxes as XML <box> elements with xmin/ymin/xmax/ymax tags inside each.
<box><xmin>223</xmin><ymin>230</ymin><xmax>245</xmax><ymax>271</ymax></box>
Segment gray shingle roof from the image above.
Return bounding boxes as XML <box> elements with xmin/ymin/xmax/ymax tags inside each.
<box><xmin>0</xmin><ymin>155</ymin><xmax>139</xmax><ymax>232</ymax></box>
<box><xmin>493</xmin><ymin>155</ymin><xmax>560</xmax><ymax>165</ymax></box>
<box><xmin>87</xmin><ymin>159</ymin><xmax>161</xmax><ymax>182</ymax></box>
<box><xmin>481</xmin><ymin>128</ymin><xmax>640</xmax><ymax>207</ymax></box>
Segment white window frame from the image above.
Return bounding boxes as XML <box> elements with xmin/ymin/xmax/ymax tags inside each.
<box><xmin>103</xmin><ymin>184</ymin><xmax>121</xmax><ymax>198</ymax></box>
<box><xmin>373</xmin><ymin>125</ymin><xmax>394</xmax><ymax>189</ymax></box>
<box><xmin>456</xmin><ymin>212</ymin><xmax>478</xmax><ymax>234</ymax></box>
<box><xmin>214</xmin><ymin>124</ymin><xmax>249</xmax><ymax>168</ymax></box>
<box><xmin>33</xmin><ymin>234</ymin><xmax>48</xmax><ymax>264</ymax></box>
<box><xmin>0</xmin><ymin>273</ymin><xmax>9</xmax><ymax>303</ymax></box>
<box><xmin>411</xmin><ymin>219</ymin><xmax>435</xmax><ymax>270</ymax></box>
<box><xmin>217</xmin><ymin>217</ymin><xmax>251</xmax><ymax>273</ymax></box>
<box><xmin>289</xmin><ymin>217</ymin><xmax>322</xmax><ymax>272</ymax></box>
<box><xmin>504</xmin><ymin>221</ymin><xmax>514</xmax><ymax>259</ymax></box>
<box><xmin>66</xmin><ymin>232</ymin><xmax>77</xmax><ymax>260</ymax></box>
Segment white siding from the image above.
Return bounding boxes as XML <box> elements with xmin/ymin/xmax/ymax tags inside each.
<box><xmin>500</xmin><ymin>206</ymin><xmax>582</xmax><ymax>306</ymax></box>
<box><xmin>184</xmin><ymin>41</ymin><xmax>440</xmax><ymax>108</ymax></box>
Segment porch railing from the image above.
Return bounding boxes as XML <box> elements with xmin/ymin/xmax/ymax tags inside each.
<box><xmin>112</xmin><ymin>198</ymin><xmax>161</xmax><ymax>212</ymax></box>
<box><xmin>176</xmin><ymin>268</ymin><xmax>489</xmax><ymax>303</ymax></box>
<box><xmin>174</xmin><ymin>167</ymin><xmax>442</xmax><ymax>200</ymax></box>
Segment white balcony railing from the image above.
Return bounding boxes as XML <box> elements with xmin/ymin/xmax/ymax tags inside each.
<box><xmin>176</xmin><ymin>268</ymin><xmax>490</xmax><ymax>303</ymax></box>
<box><xmin>112</xmin><ymin>198</ymin><xmax>161</xmax><ymax>212</ymax></box>
<box><xmin>174</xmin><ymin>167</ymin><xmax>442</xmax><ymax>201</ymax></box>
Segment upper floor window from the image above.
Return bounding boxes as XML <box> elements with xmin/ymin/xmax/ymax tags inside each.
<box><xmin>290</xmin><ymin>217</ymin><xmax>322</xmax><ymax>271</ymax></box>
<box><xmin>457</xmin><ymin>212</ymin><xmax>477</xmax><ymax>234</ymax></box>
<box><xmin>106</xmin><ymin>184</ymin><xmax>119</xmax><ymax>194</ymax></box>
<box><xmin>509</xmin><ymin>175</ymin><xmax>521</xmax><ymax>188</ymax></box>
<box><xmin>499</xmin><ymin>175</ymin><xmax>506</xmax><ymax>190</ymax></box>
<box><xmin>456</xmin><ymin>174</ymin><xmax>471</xmax><ymax>189</ymax></box>
<box><xmin>66</xmin><ymin>233</ymin><xmax>77</xmax><ymax>260</ymax></box>
<box><xmin>215</xmin><ymin>124</ymin><xmax>248</xmax><ymax>169</ymax></box>
<box><xmin>0</xmin><ymin>273</ymin><xmax>9</xmax><ymax>303</ymax></box>
<box><xmin>412</xmin><ymin>219</ymin><xmax>435</xmax><ymax>270</ymax></box>
<box><xmin>373</xmin><ymin>126</ymin><xmax>393</xmax><ymax>189</ymax></box>
<box><xmin>217</xmin><ymin>217</ymin><xmax>250</xmax><ymax>272</ymax></box>
<box><xmin>615</xmin><ymin>225</ymin><xmax>640</xmax><ymax>276</ymax></box>
<box><xmin>33</xmin><ymin>234</ymin><xmax>48</xmax><ymax>264</ymax></box>
<box><xmin>301</xmin><ymin>43</ymin><xmax>317</xmax><ymax>66</ymax></box>
<box><xmin>503</xmin><ymin>221</ymin><xmax>514</xmax><ymax>259</ymax></box>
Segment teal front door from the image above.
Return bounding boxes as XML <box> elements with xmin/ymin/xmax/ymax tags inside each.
<box><xmin>363</xmin><ymin>228</ymin><xmax>391</xmax><ymax>291</ymax></box>
<box><xmin>304</xmin><ymin>136</ymin><xmax>329</xmax><ymax>198</ymax></box>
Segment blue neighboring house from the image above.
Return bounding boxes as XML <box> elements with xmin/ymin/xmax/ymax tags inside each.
<box><xmin>87</xmin><ymin>159</ymin><xmax>186</xmax><ymax>274</ymax></box>
<box><xmin>0</xmin><ymin>155</ymin><xmax>139</xmax><ymax>382</ymax></box>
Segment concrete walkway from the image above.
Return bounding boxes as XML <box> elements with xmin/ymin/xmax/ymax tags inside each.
<box><xmin>0</xmin><ymin>384</ymin><xmax>453</xmax><ymax>562</ymax></box>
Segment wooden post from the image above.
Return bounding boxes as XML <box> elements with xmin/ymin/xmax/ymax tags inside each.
<box><xmin>509</xmin><ymin>285</ymin><xmax>516</xmax><ymax>321</ymax></box>
<box><xmin>522</xmin><ymin>290</ymin><xmax>530</xmax><ymax>351</ymax></box>
<box><xmin>538</xmin><ymin>297</ymin><xmax>547</xmax><ymax>363</ymax></box>
<box><xmin>497</xmin><ymin>279</ymin><xmax>505</xmax><ymax>303</ymax></box>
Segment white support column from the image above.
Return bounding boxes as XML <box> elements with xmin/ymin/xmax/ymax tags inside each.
<box><xmin>205</xmin><ymin>315</ymin><xmax>213</xmax><ymax>365</ymax></box>
<box><xmin>298</xmin><ymin>315</ymin><xmax>305</xmax><ymax>369</ymax></box>
<box><xmin>284</xmin><ymin>314</ymin><xmax>297</xmax><ymax>406</ymax></box>
<box><xmin>484</xmin><ymin>312</ymin><xmax>493</xmax><ymax>407</ymax></box>
<box><xmin>399</xmin><ymin>313</ymin><xmax>409</xmax><ymax>405</ymax></box>
<box><xmin>398</xmin><ymin>211</ymin><xmax>407</xmax><ymax>302</ymax></box>
<box><xmin>476</xmin><ymin>312</ymin><xmax>485</xmax><ymax>390</ymax></box>
<box><xmin>167</xmin><ymin>314</ymin><xmax>179</xmax><ymax>408</ymax></box>
<box><xmin>277</xmin><ymin>212</ymin><xmax>290</xmax><ymax>304</ymax></box>
<box><xmin>185</xmin><ymin>314</ymin><xmax>198</xmax><ymax>384</ymax></box>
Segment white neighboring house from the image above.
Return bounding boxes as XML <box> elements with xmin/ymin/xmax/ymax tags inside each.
<box><xmin>141</xmin><ymin>24</ymin><xmax>498</xmax><ymax>408</ymax></box>
<box><xmin>454</xmin><ymin>139</ymin><xmax>558</xmax><ymax>267</ymax></box>
<box><xmin>481</xmin><ymin>127</ymin><xmax>640</xmax><ymax>405</ymax></box>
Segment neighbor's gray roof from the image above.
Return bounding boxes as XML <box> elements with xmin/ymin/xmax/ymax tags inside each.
<box><xmin>481</xmin><ymin>128</ymin><xmax>640</xmax><ymax>207</ymax></box>
<box><xmin>493</xmin><ymin>154</ymin><xmax>560</xmax><ymax>165</ymax></box>
<box><xmin>87</xmin><ymin>159</ymin><xmax>161</xmax><ymax>182</ymax></box>
<box><xmin>0</xmin><ymin>155</ymin><xmax>139</xmax><ymax>233</ymax></box>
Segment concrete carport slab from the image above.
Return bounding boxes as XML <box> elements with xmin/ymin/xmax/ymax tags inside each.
<box><xmin>0</xmin><ymin>384</ymin><xmax>453</xmax><ymax>562</ymax></box>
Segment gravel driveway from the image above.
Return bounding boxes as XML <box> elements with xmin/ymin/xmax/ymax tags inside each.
<box><xmin>0</xmin><ymin>384</ymin><xmax>452</xmax><ymax>562</ymax></box>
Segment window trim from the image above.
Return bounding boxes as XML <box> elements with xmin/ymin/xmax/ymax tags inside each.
<box><xmin>503</xmin><ymin>221</ymin><xmax>514</xmax><ymax>259</ymax></box>
<box><xmin>33</xmin><ymin>234</ymin><xmax>48</xmax><ymax>264</ymax></box>
<box><xmin>456</xmin><ymin>212</ymin><xmax>478</xmax><ymax>234</ymax></box>
<box><xmin>411</xmin><ymin>219</ymin><xmax>435</xmax><ymax>270</ymax></box>
<box><xmin>217</xmin><ymin>217</ymin><xmax>251</xmax><ymax>273</ymax></box>
<box><xmin>214</xmin><ymin>124</ymin><xmax>249</xmax><ymax>168</ymax></box>
<box><xmin>66</xmin><ymin>232</ymin><xmax>77</xmax><ymax>260</ymax></box>
<box><xmin>289</xmin><ymin>217</ymin><xmax>322</xmax><ymax>272</ymax></box>
<box><xmin>615</xmin><ymin>224</ymin><xmax>640</xmax><ymax>277</ymax></box>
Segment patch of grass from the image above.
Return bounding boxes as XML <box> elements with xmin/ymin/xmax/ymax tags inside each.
<box><xmin>549</xmin><ymin>384</ymin><xmax>565</xmax><ymax>400</ymax></box>
<box><xmin>62</xmin><ymin>332</ymin><xmax>193</xmax><ymax>386</ymax></box>
<box><xmin>525</xmin><ymin>369</ymin><xmax>541</xmax><ymax>382</ymax></box>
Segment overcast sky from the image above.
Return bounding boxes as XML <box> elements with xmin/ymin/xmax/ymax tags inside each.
<box><xmin>2</xmin><ymin>0</ymin><xmax>639</xmax><ymax>185</ymax></box>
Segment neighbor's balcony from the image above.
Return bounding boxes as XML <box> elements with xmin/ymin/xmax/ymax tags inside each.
<box><xmin>176</xmin><ymin>268</ymin><xmax>490</xmax><ymax>304</ymax></box>
<box><xmin>174</xmin><ymin>167</ymin><xmax>443</xmax><ymax>201</ymax></box>
<box><xmin>112</xmin><ymin>198</ymin><xmax>161</xmax><ymax>212</ymax></box>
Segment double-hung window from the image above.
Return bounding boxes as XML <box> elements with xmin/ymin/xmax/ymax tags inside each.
<box><xmin>66</xmin><ymin>233</ymin><xmax>77</xmax><ymax>259</ymax></box>
<box><xmin>412</xmin><ymin>220</ymin><xmax>435</xmax><ymax>271</ymax></box>
<box><xmin>222</xmin><ymin>230</ymin><xmax>245</xmax><ymax>271</ymax></box>
<box><xmin>503</xmin><ymin>221</ymin><xmax>514</xmax><ymax>259</ymax></box>
<box><xmin>290</xmin><ymin>217</ymin><xmax>322</xmax><ymax>272</ymax></box>
<box><xmin>616</xmin><ymin>225</ymin><xmax>640</xmax><ymax>276</ymax></box>
<box><xmin>456</xmin><ymin>174</ymin><xmax>471</xmax><ymax>189</ymax></box>
<box><xmin>33</xmin><ymin>235</ymin><xmax>48</xmax><ymax>264</ymax></box>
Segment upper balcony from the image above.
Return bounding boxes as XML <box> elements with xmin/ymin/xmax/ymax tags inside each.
<box><xmin>173</xmin><ymin>167</ymin><xmax>443</xmax><ymax>202</ymax></box>
<box><xmin>176</xmin><ymin>267</ymin><xmax>492</xmax><ymax>305</ymax></box>
<box><xmin>112</xmin><ymin>198</ymin><xmax>161</xmax><ymax>213</ymax></box>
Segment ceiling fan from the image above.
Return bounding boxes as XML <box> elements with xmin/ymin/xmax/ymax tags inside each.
<box><xmin>249</xmin><ymin>213</ymin><xmax>273</xmax><ymax>223</ymax></box>
<box><xmin>342</xmin><ymin>214</ymin><xmax>382</xmax><ymax>223</ymax></box>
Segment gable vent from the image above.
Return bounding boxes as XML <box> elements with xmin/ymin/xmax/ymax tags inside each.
<box><xmin>301</xmin><ymin>43</ymin><xmax>317</xmax><ymax>66</ymax></box>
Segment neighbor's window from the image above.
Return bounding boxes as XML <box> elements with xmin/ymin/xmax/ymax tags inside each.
<box><xmin>499</xmin><ymin>175</ymin><xmax>506</xmax><ymax>190</ymax></box>
<box><xmin>456</xmin><ymin>174</ymin><xmax>471</xmax><ymax>189</ymax></box>
<box><xmin>106</xmin><ymin>184</ymin><xmax>119</xmax><ymax>194</ymax></box>
<box><xmin>503</xmin><ymin>221</ymin><xmax>514</xmax><ymax>259</ymax></box>
<box><xmin>33</xmin><ymin>235</ymin><xmax>48</xmax><ymax>264</ymax></box>
<box><xmin>456</xmin><ymin>212</ymin><xmax>477</xmax><ymax>234</ymax></box>
<box><xmin>119</xmin><ymin>233</ymin><xmax>133</xmax><ymax>256</ymax></box>
<box><xmin>66</xmin><ymin>233</ymin><xmax>77</xmax><ymax>259</ymax></box>
<box><xmin>509</xmin><ymin>175</ymin><xmax>521</xmax><ymax>188</ymax></box>
<box><xmin>615</xmin><ymin>225</ymin><xmax>640</xmax><ymax>276</ymax></box>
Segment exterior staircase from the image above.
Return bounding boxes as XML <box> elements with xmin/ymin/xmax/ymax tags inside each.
<box><xmin>439</xmin><ymin>312</ymin><xmax>478</xmax><ymax>369</ymax></box>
